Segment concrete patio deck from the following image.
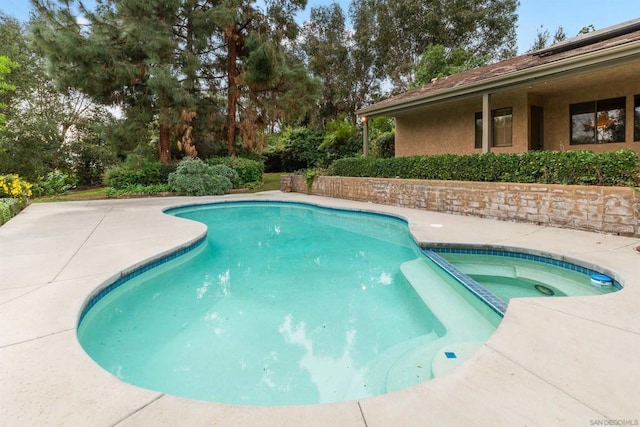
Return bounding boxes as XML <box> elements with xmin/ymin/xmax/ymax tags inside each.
<box><xmin>1</xmin><ymin>192</ymin><xmax>639</xmax><ymax>426</ymax></box>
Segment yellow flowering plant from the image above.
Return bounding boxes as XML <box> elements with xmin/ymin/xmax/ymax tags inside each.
<box><xmin>0</xmin><ymin>174</ymin><xmax>33</xmax><ymax>200</ymax></box>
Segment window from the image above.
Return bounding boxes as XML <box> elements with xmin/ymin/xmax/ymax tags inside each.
<box><xmin>492</xmin><ymin>108</ymin><xmax>513</xmax><ymax>147</ymax></box>
<box><xmin>474</xmin><ymin>112</ymin><xmax>482</xmax><ymax>148</ymax></box>
<box><xmin>474</xmin><ymin>108</ymin><xmax>513</xmax><ymax>148</ymax></box>
<box><xmin>570</xmin><ymin>97</ymin><xmax>625</xmax><ymax>144</ymax></box>
<box><xmin>635</xmin><ymin>95</ymin><xmax>640</xmax><ymax>141</ymax></box>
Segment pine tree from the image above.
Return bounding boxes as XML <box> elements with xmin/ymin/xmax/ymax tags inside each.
<box><xmin>32</xmin><ymin>0</ymin><xmax>204</xmax><ymax>163</ymax></box>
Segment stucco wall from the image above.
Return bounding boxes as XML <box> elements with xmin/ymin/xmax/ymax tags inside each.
<box><xmin>543</xmin><ymin>75</ymin><xmax>640</xmax><ymax>153</ymax></box>
<box><xmin>282</xmin><ymin>175</ymin><xmax>640</xmax><ymax>238</ymax></box>
<box><xmin>394</xmin><ymin>91</ymin><xmax>532</xmax><ymax>157</ymax></box>
<box><xmin>392</xmin><ymin>66</ymin><xmax>640</xmax><ymax>156</ymax></box>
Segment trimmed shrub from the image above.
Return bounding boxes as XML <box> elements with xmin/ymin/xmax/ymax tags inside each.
<box><xmin>207</xmin><ymin>157</ymin><xmax>263</xmax><ymax>186</ymax></box>
<box><xmin>330</xmin><ymin>150</ymin><xmax>640</xmax><ymax>187</ymax></box>
<box><xmin>104</xmin><ymin>160</ymin><xmax>176</xmax><ymax>189</ymax></box>
<box><xmin>169</xmin><ymin>158</ymin><xmax>232</xmax><ymax>196</ymax></box>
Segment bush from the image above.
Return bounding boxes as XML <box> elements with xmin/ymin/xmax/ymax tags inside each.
<box><xmin>320</xmin><ymin>117</ymin><xmax>363</xmax><ymax>163</ymax></box>
<box><xmin>104</xmin><ymin>160</ymin><xmax>176</xmax><ymax>189</ymax></box>
<box><xmin>330</xmin><ymin>150</ymin><xmax>640</xmax><ymax>187</ymax></box>
<box><xmin>0</xmin><ymin>197</ymin><xmax>28</xmax><ymax>226</ymax></box>
<box><xmin>33</xmin><ymin>170</ymin><xmax>77</xmax><ymax>196</ymax></box>
<box><xmin>263</xmin><ymin>127</ymin><xmax>326</xmax><ymax>172</ymax></box>
<box><xmin>168</xmin><ymin>158</ymin><xmax>232</xmax><ymax>196</ymax></box>
<box><xmin>0</xmin><ymin>174</ymin><xmax>33</xmax><ymax>200</ymax></box>
<box><xmin>208</xmin><ymin>164</ymin><xmax>241</xmax><ymax>188</ymax></box>
<box><xmin>372</xmin><ymin>132</ymin><xmax>395</xmax><ymax>158</ymax></box>
<box><xmin>206</xmin><ymin>157</ymin><xmax>263</xmax><ymax>186</ymax></box>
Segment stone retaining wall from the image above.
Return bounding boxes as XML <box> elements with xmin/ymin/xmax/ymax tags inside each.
<box><xmin>281</xmin><ymin>175</ymin><xmax>640</xmax><ymax>237</ymax></box>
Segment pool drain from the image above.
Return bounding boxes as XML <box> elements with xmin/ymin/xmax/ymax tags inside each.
<box><xmin>534</xmin><ymin>284</ymin><xmax>555</xmax><ymax>296</ymax></box>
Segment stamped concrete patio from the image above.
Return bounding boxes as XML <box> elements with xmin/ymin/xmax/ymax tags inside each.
<box><xmin>1</xmin><ymin>192</ymin><xmax>639</xmax><ymax>426</ymax></box>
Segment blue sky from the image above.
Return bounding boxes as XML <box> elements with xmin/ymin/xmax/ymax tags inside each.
<box><xmin>1</xmin><ymin>0</ymin><xmax>639</xmax><ymax>54</ymax></box>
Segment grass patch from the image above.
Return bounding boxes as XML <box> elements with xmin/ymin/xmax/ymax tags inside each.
<box><xmin>33</xmin><ymin>174</ymin><xmax>284</xmax><ymax>202</ymax></box>
<box><xmin>34</xmin><ymin>187</ymin><xmax>107</xmax><ymax>202</ymax></box>
<box><xmin>237</xmin><ymin>173</ymin><xmax>282</xmax><ymax>193</ymax></box>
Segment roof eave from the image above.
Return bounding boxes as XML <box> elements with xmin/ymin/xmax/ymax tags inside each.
<box><xmin>356</xmin><ymin>40</ymin><xmax>640</xmax><ymax>118</ymax></box>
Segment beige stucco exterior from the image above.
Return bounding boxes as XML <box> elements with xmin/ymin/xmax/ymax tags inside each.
<box><xmin>393</xmin><ymin>61</ymin><xmax>640</xmax><ymax>157</ymax></box>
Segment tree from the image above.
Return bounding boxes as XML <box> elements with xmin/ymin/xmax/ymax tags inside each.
<box><xmin>296</xmin><ymin>2</ymin><xmax>382</xmax><ymax>124</ymax></box>
<box><xmin>0</xmin><ymin>15</ymin><xmax>116</xmax><ymax>179</ymax></box>
<box><xmin>0</xmin><ymin>55</ymin><xmax>17</xmax><ymax>129</ymax></box>
<box><xmin>350</xmin><ymin>0</ymin><xmax>518</xmax><ymax>92</ymax></box>
<box><xmin>528</xmin><ymin>25</ymin><xmax>567</xmax><ymax>52</ymax></box>
<box><xmin>32</xmin><ymin>0</ymin><xmax>204</xmax><ymax>163</ymax></box>
<box><xmin>211</xmin><ymin>0</ymin><xmax>311</xmax><ymax>155</ymax></box>
<box><xmin>412</xmin><ymin>44</ymin><xmax>488</xmax><ymax>88</ymax></box>
<box><xmin>32</xmin><ymin>0</ymin><xmax>317</xmax><ymax>160</ymax></box>
<box><xmin>298</xmin><ymin>4</ymin><xmax>352</xmax><ymax>123</ymax></box>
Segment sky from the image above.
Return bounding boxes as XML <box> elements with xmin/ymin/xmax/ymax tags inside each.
<box><xmin>1</xmin><ymin>0</ymin><xmax>639</xmax><ymax>54</ymax></box>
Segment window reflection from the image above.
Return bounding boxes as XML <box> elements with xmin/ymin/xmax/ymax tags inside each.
<box><xmin>571</xmin><ymin>97</ymin><xmax>625</xmax><ymax>144</ymax></box>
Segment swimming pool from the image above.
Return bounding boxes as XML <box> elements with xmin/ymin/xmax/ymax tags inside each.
<box><xmin>77</xmin><ymin>202</ymin><xmax>500</xmax><ymax>405</ymax></box>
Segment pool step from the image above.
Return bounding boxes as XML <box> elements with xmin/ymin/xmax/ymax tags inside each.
<box><xmin>400</xmin><ymin>258</ymin><xmax>498</xmax><ymax>338</ymax></box>
<box><xmin>385</xmin><ymin>339</ymin><xmax>484</xmax><ymax>392</ymax></box>
<box><xmin>343</xmin><ymin>332</ymin><xmax>438</xmax><ymax>400</ymax></box>
<box><xmin>380</xmin><ymin>258</ymin><xmax>498</xmax><ymax>391</ymax></box>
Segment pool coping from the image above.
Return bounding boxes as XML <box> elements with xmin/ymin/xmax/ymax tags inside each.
<box><xmin>1</xmin><ymin>192</ymin><xmax>639</xmax><ymax>426</ymax></box>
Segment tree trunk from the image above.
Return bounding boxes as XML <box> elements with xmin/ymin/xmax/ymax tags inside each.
<box><xmin>226</xmin><ymin>26</ymin><xmax>237</xmax><ymax>157</ymax></box>
<box><xmin>159</xmin><ymin>122</ymin><xmax>171</xmax><ymax>164</ymax></box>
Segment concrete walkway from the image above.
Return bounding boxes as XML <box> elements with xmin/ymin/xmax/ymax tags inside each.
<box><xmin>1</xmin><ymin>192</ymin><xmax>638</xmax><ymax>426</ymax></box>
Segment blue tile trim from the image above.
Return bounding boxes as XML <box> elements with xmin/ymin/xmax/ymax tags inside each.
<box><xmin>167</xmin><ymin>200</ymin><xmax>410</xmax><ymax>227</ymax></box>
<box><xmin>422</xmin><ymin>249</ymin><xmax>507</xmax><ymax>317</ymax></box>
<box><xmin>429</xmin><ymin>247</ymin><xmax>622</xmax><ymax>290</ymax></box>
<box><xmin>78</xmin><ymin>235</ymin><xmax>207</xmax><ymax>326</ymax></box>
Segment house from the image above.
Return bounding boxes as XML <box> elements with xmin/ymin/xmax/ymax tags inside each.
<box><xmin>356</xmin><ymin>18</ymin><xmax>640</xmax><ymax>157</ymax></box>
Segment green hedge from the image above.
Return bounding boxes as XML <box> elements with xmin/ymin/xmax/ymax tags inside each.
<box><xmin>206</xmin><ymin>157</ymin><xmax>264</xmax><ymax>186</ymax></box>
<box><xmin>330</xmin><ymin>150</ymin><xmax>640</xmax><ymax>187</ymax></box>
<box><xmin>0</xmin><ymin>198</ymin><xmax>28</xmax><ymax>226</ymax></box>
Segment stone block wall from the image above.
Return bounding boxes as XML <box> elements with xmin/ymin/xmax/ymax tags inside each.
<box><xmin>281</xmin><ymin>175</ymin><xmax>640</xmax><ymax>237</ymax></box>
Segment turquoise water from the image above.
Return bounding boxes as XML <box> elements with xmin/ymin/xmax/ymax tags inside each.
<box><xmin>438</xmin><ymin>253</ymin><xmax>618</xmax><ymax>303</ymax></box>
<box><xmin>78</xmin><ymin>202</ymin><xmax>498</xmax><ymax>405</ymax></box>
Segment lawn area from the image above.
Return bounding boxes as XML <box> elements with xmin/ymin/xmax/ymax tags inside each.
<box><xmin>33</xmin><ymin>173</ymin><xmax>284</xmax><ymax>202</ymax></box>
<box><xmin>239</xmin><ymin>172</ymin><xmax>282</xmax><ymax>193</ymax></box>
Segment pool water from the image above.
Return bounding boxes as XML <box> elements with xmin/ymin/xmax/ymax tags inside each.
<box><xmin>436</xmin><ymin>252</ymin><xmax>618</xmax><ymax>303</ymax></box>
<box><xmin>78</xmin><ymin>202</ymin><xmax>499</xmax><ymax>405</ymax></box>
